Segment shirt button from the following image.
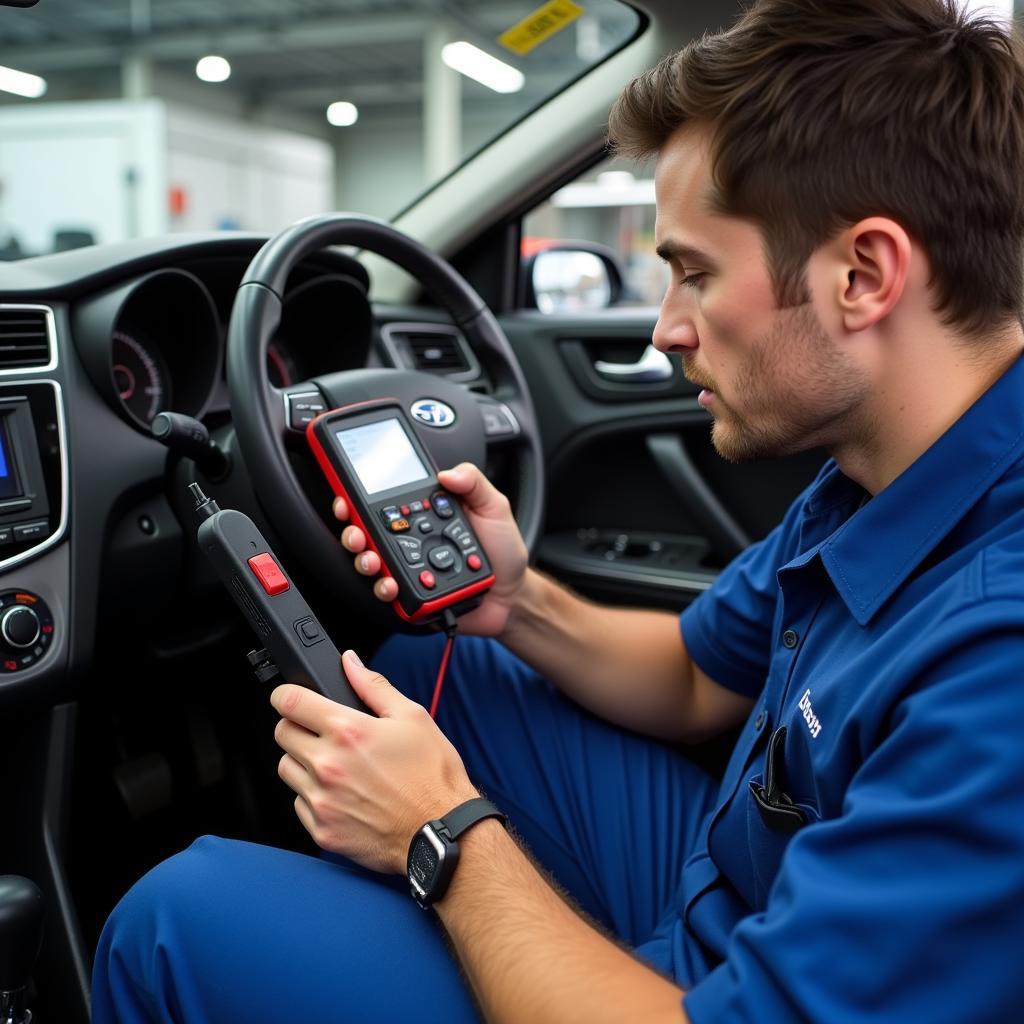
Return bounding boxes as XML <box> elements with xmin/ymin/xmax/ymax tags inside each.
<box><xmin>782</xmin><ymin>629</ymin><xmax>799</xmax><ymax>649</ymax></box>
<box><xmin>754</xmin><ymin>710</ymin><xmax>766</xmax><ymax>731</ymax></box>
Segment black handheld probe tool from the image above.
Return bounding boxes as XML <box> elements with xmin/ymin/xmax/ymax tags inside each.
<box><xmin>189</xmin><ymin>482</ymin><xmax>368</xmax><ymax>712</ymax></box>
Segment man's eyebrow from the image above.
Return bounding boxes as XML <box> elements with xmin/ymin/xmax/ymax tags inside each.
<box><xmin>655</xmin><ymin>239</ymin><xmax>715</xmax><ymax>266</ymax></box>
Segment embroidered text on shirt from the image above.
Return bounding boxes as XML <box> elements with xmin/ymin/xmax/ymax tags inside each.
<box><xmin>798</xmin><ymin>689</ymin><xmax>822</xmax><ymax>739</ymax></box>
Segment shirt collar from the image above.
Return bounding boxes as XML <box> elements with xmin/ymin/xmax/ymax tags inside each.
<box><xmin>808</xmin><ymin>354</ymin><xmax>1024</xmax><ymax>626</ymax></box>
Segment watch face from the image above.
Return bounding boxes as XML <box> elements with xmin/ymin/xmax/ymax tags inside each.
<box><xmin>409</xmin><ymin>834</ymin><xmax>442</xmax><ymax>891</ymax></box>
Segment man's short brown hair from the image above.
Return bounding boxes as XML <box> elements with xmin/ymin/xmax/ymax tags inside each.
<box><xmin>608</xmin><ymin>0</ymin><xmax>1024</xmax><ymax>336</ymax></box>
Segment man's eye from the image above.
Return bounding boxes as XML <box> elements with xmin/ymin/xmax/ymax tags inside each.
<box><xmin>680</xmin><ymin>272</ymin><xmax>706</xmax><ymax>289</ymax></box>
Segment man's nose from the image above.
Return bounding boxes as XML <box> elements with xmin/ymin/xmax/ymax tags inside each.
<box><xmin>652</xmin><ymin>298</ymin><xmax>698</xmax><ymax>355</ymax></box>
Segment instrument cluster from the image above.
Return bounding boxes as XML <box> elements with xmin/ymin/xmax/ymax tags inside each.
<box><xmin>72</xmin><ymin>261</ymin><xmax>373</xmax><ymax>434</ymax></box>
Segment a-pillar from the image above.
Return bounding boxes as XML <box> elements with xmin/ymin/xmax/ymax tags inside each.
<box><xmin>423</xmin><ymin>24</ymin><xmax>462</xmax><ymax>183</ymax></box>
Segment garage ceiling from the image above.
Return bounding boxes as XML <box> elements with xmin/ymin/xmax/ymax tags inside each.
<box><xmin>0</xmin><ymin>0</ymin><xmax>641</xmax><ymax>129</ymax></box>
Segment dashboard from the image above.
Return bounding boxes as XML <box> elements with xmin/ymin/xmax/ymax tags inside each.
<box><xmin>0</xmin><ymin>232</ymin><xmax>485</xmax><ymax>708</ymax></box>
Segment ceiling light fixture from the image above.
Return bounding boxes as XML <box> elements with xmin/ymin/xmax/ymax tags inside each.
<box><xmin>0</xmin><ymin>64</ymin><xmax>46</xmax><ymax>99</ymax></box>
<box><xmin>441</xmin><ymin>42</ymin><xmax>524</xmax><ymax>94</ymax></box>
<box><xmin>326</xmin><ymin>101</ymin><xmax>359</xmax><ymax>127</ymax></box>
<box><xmin>956</xmin><ymin>0</ymin><xmax>1013</xmax><ymax>20</ymax></box>
<box><xmin>597</xmin><ymin>171</ymin><xmax>636</xmax><ymax>191</ymax></box>
<box><xmin>196</xmin><ymin>55</ymin><xmax>231</xmax><ymax>83</ymax></box>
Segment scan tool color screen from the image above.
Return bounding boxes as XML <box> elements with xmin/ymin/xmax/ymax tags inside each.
<box><xmin>335</xmin><ymin>418</ymin><xmax>431</xmax><ymax>497</ymax></box>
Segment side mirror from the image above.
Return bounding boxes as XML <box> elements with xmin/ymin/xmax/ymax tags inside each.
<box><xmin>522</xmin><ymin>241</ymin><xmax>624</xmax><ymax>314</ymax></box>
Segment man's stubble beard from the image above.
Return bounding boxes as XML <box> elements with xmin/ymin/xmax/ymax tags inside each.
<box><xmin>693</xmin><ymin>304</ymin><xmax>871</xmax><ymax>463</ymax></box>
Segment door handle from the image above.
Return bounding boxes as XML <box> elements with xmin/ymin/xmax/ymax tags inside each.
<box><xmin>593</xmin><ymin>345</ymin><xmax>674</xmax><ymax>383</ymax></box>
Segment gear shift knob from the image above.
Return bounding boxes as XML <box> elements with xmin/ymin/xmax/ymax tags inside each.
<box><xmin>0</xmin><ymin>875</ymin><xmax>43</xmax><ymax>999</ymax></box>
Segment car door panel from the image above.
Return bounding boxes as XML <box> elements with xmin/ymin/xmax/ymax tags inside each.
<box><xmin>498</xmin><ymin>310</ymin><xmax>825</xmax><ymax>608</ymax></box>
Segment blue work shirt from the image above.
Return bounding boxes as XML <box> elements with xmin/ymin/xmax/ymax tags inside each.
<box><xmin>675</xmin><ymin>354</ymin><xmax>1024</xmax><ymax>1022</ymax></box>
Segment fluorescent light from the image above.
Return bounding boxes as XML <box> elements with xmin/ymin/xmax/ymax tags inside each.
<box><xmin>441</xmin><ymin>42</ymin><xmax>524</xmax><ymax>94</ymax></box>
<box><xmin>597</xmin><ymin>171</ymin><xmax>636</xmax><ymax>191</ymax></box>
<box><xmin>0</xmin><ymin>65</ymin><xmax>46</xmax><ymax>99</ymax></box>
<box><xmin>957</xmin><ymin>0</ymin><xmax>1013</xmax><ymax>21</ymax></box>
<box><xmin>326</xmin><ymin>101</ymin><xmax>359</xmax><ymax>127</ymax></box>
<box><xmin>196</xmin><ymin>55</ymin><xmax>231</xmax><ymax>83</ymax></box>
<box><xmin>552</xmin><ymin>179</ymin><xmax>656</xmax><ymax>208</ymax></box>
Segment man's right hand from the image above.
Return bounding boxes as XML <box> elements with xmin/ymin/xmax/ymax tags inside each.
<box><xmin>333</xmin><ymin>462</ymin><xmax>529</xmax><ymax>638</ymax></box>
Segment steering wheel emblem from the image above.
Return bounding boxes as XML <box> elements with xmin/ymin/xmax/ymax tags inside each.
<box><xmin>410</xmin><ymin>399</ymin><xmax>456</xmax><ymax>428</ymax></box>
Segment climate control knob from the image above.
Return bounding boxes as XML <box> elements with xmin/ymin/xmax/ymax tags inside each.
<box><xmin>1</xmin><ymin>605</ymin><xmax>39</xmax><ymax>649</ymax></box>
<box><xmin>0</xmin><ymin>591</ymin><xmax>54</xmax><ymax>673</ymax></box>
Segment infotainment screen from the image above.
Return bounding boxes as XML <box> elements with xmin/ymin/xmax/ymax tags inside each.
<box><xmin>0</xmin><ymin>419</ymin><xmax>22</xmax><ymax>500</ymax></box>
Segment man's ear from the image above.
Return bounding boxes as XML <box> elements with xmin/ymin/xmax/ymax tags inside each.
<box><xmin>833</xmin><ymin>218</ymin><xmax>911</xmax><ymax>332</ymax></box>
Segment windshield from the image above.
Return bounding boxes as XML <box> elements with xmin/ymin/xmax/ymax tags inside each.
<box><xmin>0</xmin><ymin>0</ymin><xmax>640</xmax><ymax>261</ymax></box>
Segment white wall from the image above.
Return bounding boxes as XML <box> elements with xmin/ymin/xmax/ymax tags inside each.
<box><xmin>0</xmin><ymin>98</ymin><xmax>335</xmax><ymax>257</ymax></box>
<box><xmin>0</xmin><ymin>100</ymin><xmax>166</xmax><ymax>256</ymax></box>
<box><xmin>165</xmin><ymin>105</ymin><xmax>334</xmax><ymax>234</ymax></box>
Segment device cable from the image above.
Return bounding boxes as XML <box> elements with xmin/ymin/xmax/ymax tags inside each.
<box><xmin>429</xmin><ymin>608</ymin><xmax>459</xmax><ymax>719</ymax></box>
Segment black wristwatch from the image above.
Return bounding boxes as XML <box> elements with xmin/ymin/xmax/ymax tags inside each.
<box><xmin>407</xmin><ymin>796</ymin><xmax>506</xmax><ymax>908</ymax></box>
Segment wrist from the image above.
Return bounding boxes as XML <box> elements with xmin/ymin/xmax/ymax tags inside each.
<box><xmin>499</xmin><ymin>568</ymin><xmax>548</xmax><ymax>645</ymax></box>
<box><xmin>399</xmin><ymin>785</ymin><xmax>479</xmax><ymax>873</ymax></box>
<box><xmin>406</xmin><ymin>795</ymin><xmax>506</xmax><ymax>908</ymax></box>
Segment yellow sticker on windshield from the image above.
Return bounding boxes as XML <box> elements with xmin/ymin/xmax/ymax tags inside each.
<box><xmin>499</xmin><ymin>0</ymin><xmax>585</xmax><ymax>57</ymax></box>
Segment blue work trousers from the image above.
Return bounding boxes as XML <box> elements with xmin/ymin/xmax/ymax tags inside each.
<box><xmin>91</xmin><ymin>632</ymin><xmax>719</xmax><ymax>1022</ymax></box>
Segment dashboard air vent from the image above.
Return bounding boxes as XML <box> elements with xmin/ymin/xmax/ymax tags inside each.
<box><xmin>406</xmin><ymin>330</ymin><xmax>471</xmax><ymax>374</ymax></box>
<box><xmin>0</xmin><ymin>309</ymin><xmax>52</xmax><ymax>369</ymax></box>
<box><xmin>380</xmin><ymin>323</ymin><xmax>480</xmax><ymax>381</ymax></box>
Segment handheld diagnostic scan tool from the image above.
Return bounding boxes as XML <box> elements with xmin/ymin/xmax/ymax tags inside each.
<box><xmin>306</xmin><ymin>399</ymin><xmax>495</xmax><ymax>625</ymax></box>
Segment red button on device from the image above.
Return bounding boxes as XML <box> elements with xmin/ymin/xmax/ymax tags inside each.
<box><xmin>467</xmin><ymin>554</ymin><xmax>482</xmax><ymax>571</ymax></box>
<box><xmin>419</xmin><ymin>570</ymin><xmax>436</xmax><ymax>589</ymax></box>
<box><xmin>248</xmin><ymin>553</ymin><xmax>290</xmax><ymax>596</ymax></box>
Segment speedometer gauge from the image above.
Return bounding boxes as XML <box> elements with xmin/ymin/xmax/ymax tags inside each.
<box><xmin>111</xmin><ymin>330</ymin><xmax>171</xmax><ymax>427</ymax></box>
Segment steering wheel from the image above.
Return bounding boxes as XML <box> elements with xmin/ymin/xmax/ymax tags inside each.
<box><xmin>225</xmin><ymin>213</ymin><xmax>545</xmax><ymax>620</ymax></box>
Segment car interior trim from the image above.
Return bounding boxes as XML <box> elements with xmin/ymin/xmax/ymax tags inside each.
<box><xmin>542</xmin><ymin>553</ymin><xmax>716</xmax><ymax>594</ymax></box>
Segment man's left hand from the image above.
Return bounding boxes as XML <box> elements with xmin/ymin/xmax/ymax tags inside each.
<box><xmin>271</xmin><ymin>649</ymin><xmax>479</xmax><ymax>874</ymax></box>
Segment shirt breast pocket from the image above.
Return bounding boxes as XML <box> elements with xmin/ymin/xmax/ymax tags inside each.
<box><xmin>746</xmin><ymin>725</ymin><xmax>820</xmax><ymax>906</ymax></box>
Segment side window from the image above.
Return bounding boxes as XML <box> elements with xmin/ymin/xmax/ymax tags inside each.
<box><xmin>522</xmin><ymin>155</ymin><xmax>667</xmax><ymax>313</ymax></box>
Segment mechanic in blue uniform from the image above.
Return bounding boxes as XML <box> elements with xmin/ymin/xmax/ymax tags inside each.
<box><xmin>91</xmin><ymin>1</ymin><xmax>1024</xmax><ymax>1021</ymax></box>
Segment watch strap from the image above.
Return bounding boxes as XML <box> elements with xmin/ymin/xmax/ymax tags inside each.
<box><xmin>433</xmin><ymin>796</ymin><xmax>505</xmax><ymax>842</ymax></box>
